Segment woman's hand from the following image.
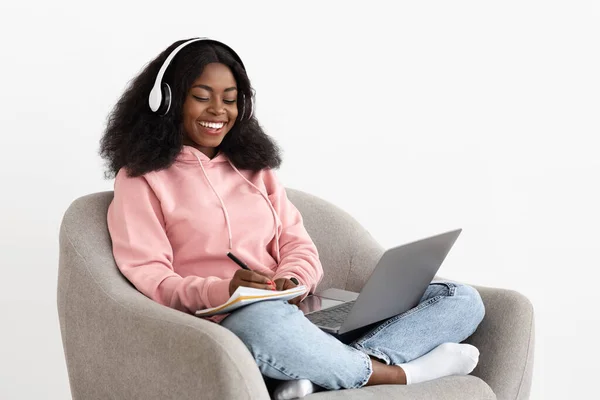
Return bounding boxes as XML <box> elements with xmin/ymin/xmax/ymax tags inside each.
<box><xmin>229</xmin><ymin>269</ymin><xmax>276</xmax><ymax>295</ymax></box>
<box><xmin>273</xmin><ymin>277</ymin><xmax>303</xmax><ymax>306</ymax></box>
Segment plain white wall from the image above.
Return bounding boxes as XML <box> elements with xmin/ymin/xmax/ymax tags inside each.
<box><xmin>1</xmin><ymin>1</ymin><xmax>598</xmax><ymax>398</ymax></box>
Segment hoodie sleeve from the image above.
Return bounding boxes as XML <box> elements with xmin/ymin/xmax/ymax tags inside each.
<box><xmin>263</xmin><ymin>169</ymin><xmax>324</xmax><ymax>296</ymax></box>
<box><xmin>107</xmin><ymin>169</ymin><xmax>232</xmax><ymax>314</ymax></box>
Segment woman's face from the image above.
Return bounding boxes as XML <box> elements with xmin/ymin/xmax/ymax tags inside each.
<box><xmin>182</xmin><ymin>62</ymin><xmax>239</xmax><ymax>158</ymax></box>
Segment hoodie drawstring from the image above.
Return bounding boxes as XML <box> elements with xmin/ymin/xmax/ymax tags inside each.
<box><xmin>227</xmin><ymin>160</ymin><xmax>281</xmax><ymax>264</ymax></box>
<box><xmin>193</xmin><ymin>153</ymin><xmax>281</xmax><ymax>264</ymax></box>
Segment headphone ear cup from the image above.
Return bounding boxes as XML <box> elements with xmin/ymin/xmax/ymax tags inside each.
<box><xmin>247</xmin><ymin>93</ymin><xmax>254</xmax><ymax>120</ymax></box>
<box><xmin>157</xmin><ymin>83</ymin><xmax>172</xmax><ymax>115</ymax></box>
<box><xmin>238</xmin><ymin>93</ymin><xmax>254</xmax><ymax>121</ymax></box>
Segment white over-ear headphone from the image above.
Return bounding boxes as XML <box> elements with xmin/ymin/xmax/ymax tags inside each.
<box><xmin>148</xmin><ymin>37</ymin><xmax>253</xmax><ymax>119</ymax></box>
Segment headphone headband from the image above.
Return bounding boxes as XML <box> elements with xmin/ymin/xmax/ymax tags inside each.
<box><xmin>148</xmin><ymin>37</ymin><xmax>252</xmax><ymax>118</ymax></box>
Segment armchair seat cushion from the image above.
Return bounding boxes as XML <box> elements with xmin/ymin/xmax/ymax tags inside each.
<box><xmin>305</xmin><ymin>376</ymin><xmax>495</xmax><ymax>399</ymax></box>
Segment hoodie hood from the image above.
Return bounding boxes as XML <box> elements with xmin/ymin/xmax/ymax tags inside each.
<box><xmin>175</xmin><ymin>145</ymin><xmax>229</xmax><ymax>165</ymax></box>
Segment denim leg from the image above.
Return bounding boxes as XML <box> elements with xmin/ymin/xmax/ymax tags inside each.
<box><xmin>350</xmin><ymin>282</ymin><xmax>485</xmax><ymax>365</ymax></box>
<box><xmin>220</xmin><ymin>300</ymin><xmax>372</xmax><ymax>390</ymax></box>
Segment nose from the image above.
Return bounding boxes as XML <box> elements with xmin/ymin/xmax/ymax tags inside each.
<box><xmin>208</xmin><ymin>98</ymin><xmax>226</xmax><ymax>115</ymax></box>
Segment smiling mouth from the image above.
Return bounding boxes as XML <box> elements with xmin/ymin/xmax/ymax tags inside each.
<box><xmin>198</xmin><ymin>121</ymin><xmax>226</xmax><ymax>136</ymax></box>
<box><xmin>198</xmin><ymin>121</ymin><xmax>226</xmax><ymax>129</ymax></box>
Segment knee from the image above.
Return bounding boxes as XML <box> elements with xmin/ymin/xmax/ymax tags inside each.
<box><xmin>453</xmin><ymin>284</ymin><xmax>485</xmax><ymax>331</ymax></box>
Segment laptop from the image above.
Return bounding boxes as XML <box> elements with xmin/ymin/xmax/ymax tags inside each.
<box><xmin>299</xmin><ymin>229</ymin><xmax>462</xmax><ymax>337</ymax></box>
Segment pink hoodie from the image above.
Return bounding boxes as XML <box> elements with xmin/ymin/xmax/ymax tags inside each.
<box><xmin>107</xmin><ymin>145</ymin><xmax>323</xmax><ymax>321</ymax></box>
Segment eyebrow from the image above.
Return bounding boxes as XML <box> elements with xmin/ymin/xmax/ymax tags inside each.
<box><xmin>191</xmin><ymin>84</ymin><xmax>238</xmax><ymax>92</ymax></box>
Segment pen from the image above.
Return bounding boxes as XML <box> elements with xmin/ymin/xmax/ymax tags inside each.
<box><xmin>226</xmin><ymin>251</ymin><xmax>251</xmax><ymax>270</ymax></box>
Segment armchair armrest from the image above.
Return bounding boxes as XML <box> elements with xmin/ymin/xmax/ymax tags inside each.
<box><xmin>58</xmin><ymin>194</ymin><xmax>270</xmax><ymax>400</ymax></box>
<box><xmin>465</xmin><ymin>285</ymin><xmax>535</xmax><ymax>400</ymax></box>
<box><xmin>338</xmin><ymin>218</ymin><xmax>535</xmax><ymax>400</ymax></box>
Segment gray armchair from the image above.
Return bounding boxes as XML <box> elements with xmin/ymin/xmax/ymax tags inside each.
<box><xmin>57</xmin><ymin>189</ymin><xmax>534</xmax><ymax>400</ymax></box>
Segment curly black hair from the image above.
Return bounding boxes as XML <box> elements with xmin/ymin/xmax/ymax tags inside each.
<box><xmin>99</xmin><ymin>38</ymin><xmax>282</xmax><ymax>178</ymax></box>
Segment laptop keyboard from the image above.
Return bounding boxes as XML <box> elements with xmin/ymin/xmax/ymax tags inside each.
<box><xmin>305</xmin><ymin>300</ymin><xmax>356</xmax><ymax>328</ymax></box>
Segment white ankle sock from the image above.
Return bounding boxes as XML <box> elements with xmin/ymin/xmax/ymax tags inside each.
<box><xmin>273</xmin><ymin>379</ymin><xmax>319</xmax><ymax>400</ymax></box>
<box><xmin>398</xmin><ymin>343</ymin><xmax>480</xmax><ymax>385</ymax></box>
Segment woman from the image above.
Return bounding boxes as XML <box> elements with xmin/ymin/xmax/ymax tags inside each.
<box><xmin>100</xmin><ymin>38</ymin><xmax>485</xmax><ymax>399</ymax></box>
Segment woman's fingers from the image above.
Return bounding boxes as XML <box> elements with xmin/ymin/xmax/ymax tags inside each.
<box><xmin>244</xmin><ymin>273</ymin><xmax>275</xmax><ymax>290</ymax></box>
<box><xmin>236</xmin><ymin>269</ymin><xmax>270</xmax><ymax>283</ymax></box>
<box><xmin>236</xmin><ymin>270</ymin><xmax>274</xmax><ymax>288</ymax></box>
<box><xmin>230</xmin><ymin>269</ymin><xmax>276</xmax><ymax>294</ymax></box>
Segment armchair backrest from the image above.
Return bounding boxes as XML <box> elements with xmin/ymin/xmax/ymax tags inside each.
<box><xmin>285</xmin><ymin>188</ymin><xmax>384</xmax><ymax>292</ymax></box>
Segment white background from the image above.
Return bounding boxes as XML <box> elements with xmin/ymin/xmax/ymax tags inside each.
<box><xmin>1</xmin><ymin>1</ymin><xmax>598</xmax><ymax>399</ymax></box>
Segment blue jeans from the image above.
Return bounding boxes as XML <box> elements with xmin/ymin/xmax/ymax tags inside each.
<box><xmin>220</xmin><ymin>282</ymin><xmax>485</xmax><ymax>390</ymax></box>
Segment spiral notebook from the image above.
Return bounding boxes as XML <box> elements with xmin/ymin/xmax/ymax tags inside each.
<box><xmin>195</xmin><ymin>285</ymin><xmax>307</xmax><ymax>317</ymax></box>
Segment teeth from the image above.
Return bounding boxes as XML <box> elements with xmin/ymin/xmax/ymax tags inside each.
<box><xmin>199</xmin><ymin>121</ymin><xmax>225</xmax><ymax>129</ymax></box>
